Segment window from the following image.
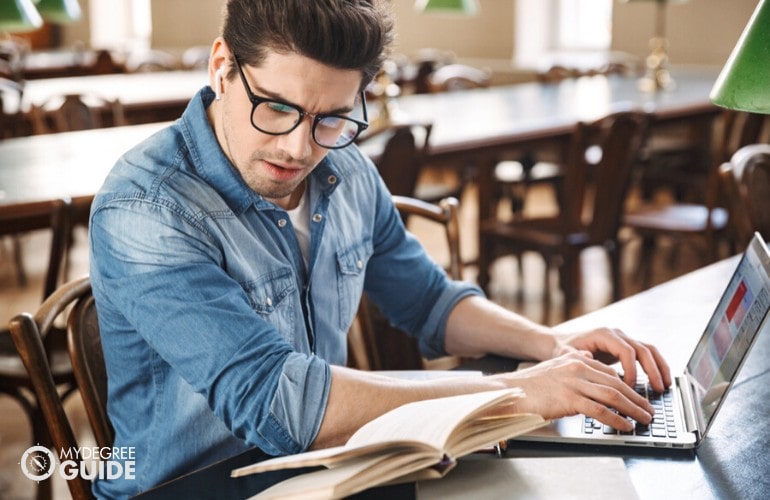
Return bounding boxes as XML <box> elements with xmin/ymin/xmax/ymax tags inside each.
<box><xmin>89</xmin><ymin>0</ymin><xmax>152</xmax><ymax>53</ymax></box>
<box><xmin>515</xmin><ymin>0</ymin><xmax>613</xmax><ymax>69</ymax></box>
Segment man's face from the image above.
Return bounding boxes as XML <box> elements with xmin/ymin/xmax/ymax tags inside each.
<box><xmin>208</xmin><ymin>42</ymin><xmax>363</xmax><ymax>209</ymax></box>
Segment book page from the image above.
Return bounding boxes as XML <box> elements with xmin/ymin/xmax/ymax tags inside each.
<box><xmin>249</xmin><ymin>450</ymin><xmax>439</xmax><ymax>500</ymax></box>
<box><xmin>233</xmin><ymin>389</ymin><xmax>541</xmax><ymax>477</ymax></box>
<box><xmin>347</xmin><ymin>388</ymin><xmax>527</xmax><ymax>449</ymax></box>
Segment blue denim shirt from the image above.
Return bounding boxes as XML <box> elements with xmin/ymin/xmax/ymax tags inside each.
<box><xmin>88</xmin><ymin>87</ymin><xmax>481</xmax><ymax>497</ymax></box>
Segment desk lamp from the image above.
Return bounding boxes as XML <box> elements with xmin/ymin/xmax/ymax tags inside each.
<box><xmin>623</xmin><ymin>0</ymin><xmax>689</xmax><ymax>92</ymax></box>
<box><xmin>414</xmin><ymin>0</ymin><xmax>479</xmax><ymax>15</ymax></box>
<box><xmin>0</xmin><ymin>0</ymin><xmax>43</xmax><ymax>33</ymax></box>
<box><xmin>710</xmin><ymin>0</ymin><xmax>770</xmax><ymax>113</ymax></box>
<box><xmin>34</xmin><ymin>0</ymin><xmax>81</xmax><ymax>24</ymax></box>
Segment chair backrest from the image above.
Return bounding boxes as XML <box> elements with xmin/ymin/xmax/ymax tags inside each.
<box><xmin>720</xmin><ymin>143</ymin><xmax>770</xmax><ymax>248</ymax></box>
<box><xmin>695</xmin><ymin>110</ymin><xmax>768</xmax><ymax>230</ymax></box>
<box><xmin>347</xmin><ymin>196</ymin><xmax>464</xmax><ymax>371</ymax></box>
<box><xmin>0</xmin><ymin>75</ymin><xmax>25</xmax><ymax>138</ymax></box>
<box><xmin>536</xmin><ymin>64</ymin><xmax>579</xmax><ymax>83</ymax></box>
<box><xmin>8</xmin><ymin>276</ymin><xmax>99</xmax><ymax>500</ymax></box>
<box><xmin>125</xmin><ymin>49</ymin><xmax>179</xmax><ymax>73</ymax></box>
<box><xmin>29</xmin><ymin>93</ymin><xmax>126</xmax><ymax>134</ymax></box>
<box><xmin>427</xmin><ymin>63</ymin><xmax>491</xmax><ymax>93</ymax></box>
<box><xmin>182</xmin><ymin>45</ymin><xmax>211</xmax><ymax>70</ymax></box>
<box><xmin>67</xmin><ymin>292</ymin><xmax>114</xmax><ymax>449</ymax></box>
<box><xmin>357</xmin><ymin>121</ymin><xmax>433</xmax><ymax>198</ymax></box>
<box><xmin>561</xmin><ymin>110</ymin><xmax>648</xmax><ymax>241</ymax></box>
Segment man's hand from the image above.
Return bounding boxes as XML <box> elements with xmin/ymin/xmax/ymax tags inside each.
<box><xmin>498</xmin><ymin>352</ymin><xmax>656</xmax><ymax>431</ymax></box>
<box><xmin>551</xmin><ymin>327</ymin><xmax>672</xmax><ymax>392</ymax></box>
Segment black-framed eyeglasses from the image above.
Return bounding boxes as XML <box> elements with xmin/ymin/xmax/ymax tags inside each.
<box><xmin>232</xmin><ymin>55</ymin><xmax>368</xmax><ymax>149</ymax></box>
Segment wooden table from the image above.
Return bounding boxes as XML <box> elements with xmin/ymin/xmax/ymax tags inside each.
<box><xmin>3</xmin><ymin>70</ymin><xmax>208</xmax><ymax>125</ymax></box>
<box><xmin>390</xmin><ymin>67</ymin><xmax>720</xmax><ymax>161</ymax></box>
<box><xmin>1</xmin><ymin>69</ymin><xmax>720</xmax><ymax>239</ymax></box>
<box><xmin>0</xmin><ymin>122</ymin><xmax>168</xmax><ymax>208</ymax></box>
<box><xmin>367</xmin><ymin>67</ymin><xmax>724</xmax><ymax>229</ymax></box>
<box><xmin>136</xmin><ymin>255</ymin><xmax>770</xmax><ymax>499</ymax></box>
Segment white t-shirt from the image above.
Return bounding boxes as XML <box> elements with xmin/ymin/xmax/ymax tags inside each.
<box><xmin>287</xmin><ymin>190</ymin><xmax>311</xmax><ymax>270</ymax></box>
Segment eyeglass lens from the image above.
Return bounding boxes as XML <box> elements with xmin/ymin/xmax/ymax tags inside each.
<box><xmin>252</xmin><ymin>101</ymin><xmax>362</xmax><ymax>148</ymax></box>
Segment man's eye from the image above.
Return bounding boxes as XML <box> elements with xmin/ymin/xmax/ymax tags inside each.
<box><xmin>266</xmin><ymin>102</ymin><xmax>296</xmax><ymax>114</ymax></box>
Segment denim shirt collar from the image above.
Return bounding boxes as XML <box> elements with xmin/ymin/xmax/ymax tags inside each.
<box><xmin>180</xmin><ymin>87</ymin><xmax>343</xmax><ymax>216</ymax></box>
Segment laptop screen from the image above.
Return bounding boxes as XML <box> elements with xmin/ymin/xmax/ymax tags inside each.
<box><xmin>686</xmin><ymin>233</ymin><xmax>770</xmax><ymax>429</ymax></box>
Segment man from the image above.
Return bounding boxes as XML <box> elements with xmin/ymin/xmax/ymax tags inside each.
<box><xmin>89</xmin><ymin>0</ymin><xmax>670</xmax><ymax>497</ymax></box>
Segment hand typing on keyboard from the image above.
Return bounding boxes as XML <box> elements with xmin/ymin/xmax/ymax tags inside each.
<box><xmin>582</xmin><ymin>382</ymin><xmax>678</xmax><ymax>437</ymax></box>
<box><xmin>495</xmin><ymin>326</ymin><xmax>671</xmax><ymax>433</ymax></box>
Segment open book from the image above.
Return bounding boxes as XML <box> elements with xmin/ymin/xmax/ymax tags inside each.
<box><xmin>231</xmin><ymin>389</ymin><xmax>547</xmax><ymax>499</ymax></box>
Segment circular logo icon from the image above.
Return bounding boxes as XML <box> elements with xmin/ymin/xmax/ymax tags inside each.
<box><xmin>20</xmin><ymin>445</ymin><xmax>56</xmax><ymax>482</ymax></box>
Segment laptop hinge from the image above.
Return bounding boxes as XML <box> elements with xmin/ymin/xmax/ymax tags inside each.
<box><xmin>677</xmin><ymin>376</ymin><xmax>699</xmax><ymax>436</ymax></box>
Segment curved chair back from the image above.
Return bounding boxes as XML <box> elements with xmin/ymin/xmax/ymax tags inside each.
<box><xmin>347</xmin><ymin>196</ymin><xmax>463</xmax><ymax>371</ymax></box>
<box><xmin>582</xmin><ymin>111</ymin><xmax>649</xmax><ymax>243</ymax></box>
<box><xmin>720</xmin><ymin>144</ymin><xmax>770</xmax><ymax>247</ymax></box>
<box><xmin>29</xmin><ymin>93</ymin><xmax>126</xmax><ymax>135</ymax></box>
<box><xmin>8</xmin><ymin>276</ymin><xmax>108</xmax><ymax>500</ymax></box>
<box><xmin>68</xmin><ymin>292</ymin><xmax>114</xmax><ymax>449</ymax></box>
<box><xmin>357</xmin><ymin>121</ymin><xmax>433</xmax><ymax>199</ymax></box>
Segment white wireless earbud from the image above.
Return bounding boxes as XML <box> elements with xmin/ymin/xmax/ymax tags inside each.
<box><xmin>214</xmin><ymin>68</ymin><xmax>224</xmax><ymax>100</ymax></box>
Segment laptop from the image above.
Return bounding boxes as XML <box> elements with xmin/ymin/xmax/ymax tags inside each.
<box><xmin>516</xmin><ymin>232</ymin><xmax>770</xmax><ymax>449</ymax></box>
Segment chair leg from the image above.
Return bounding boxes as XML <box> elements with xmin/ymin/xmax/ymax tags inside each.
<box><xmin>608</xmin><ymin>241</ymin><xmax>622</xmax><ymax>302</ymax></box>
<box><xmin>12</xmin><ymin>235</ymin><xmax>28</xmax><ymax>287</ymax></box>
<box><xmin>31</xmin><ymin>407</ymin><xmax>53</xmax><ymax>500</ymax></box>
<box><xmin>637</xmin><ymin>235</ymin><xmax>656</xmax><ymax>289</ymax></box>
<box><xmin>515</xmin><ymin>251</ymin><xmax>525</xmax><ymax>301</ymax></box>
<box><xmin>0</xmin><ymin>387</ymin><xmax>52</xmax><ymax>500</ymax></box>
<box><xmin>559</xmin><ymin>251</ymin><xmax>580</xmax><ymax>320</ymax></box>
<box><xmin>477</xmin><ymin>236</ymin><xmax>493</xmax><ymax>294</ymax></box>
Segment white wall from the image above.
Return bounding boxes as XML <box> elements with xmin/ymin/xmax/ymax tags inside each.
<box><xmin>59</xmin><ymin>0</ymin><xmax>758</xmax><ymax>72</ymax></box>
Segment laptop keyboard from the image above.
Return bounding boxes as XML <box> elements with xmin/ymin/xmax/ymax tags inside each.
<box><xmin>582</xmin><ymin>382</ymin><xmax>678</xmax><ymax>439</ymax></box>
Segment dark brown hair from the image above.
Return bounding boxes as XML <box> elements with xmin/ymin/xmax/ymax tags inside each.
<box><xmin>222</xmin><ymin>0</ymin><xmax>394</xmax><ymax>91</ymax></box>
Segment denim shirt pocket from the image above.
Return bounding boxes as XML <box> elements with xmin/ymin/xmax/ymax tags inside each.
<box><xmin>242</xmin><ymin>268</ymin><xmax>299</xmax><ymax>347</ymax></box>
<box><xmin>336</xmin><ymin>239</ymin><xmax>373</xmax><ymax>330</ymax></box>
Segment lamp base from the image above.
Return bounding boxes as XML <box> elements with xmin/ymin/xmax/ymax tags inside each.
<box><xmin>638</xmin><ymin>36</ymin><xmax>676</xmax><ymax>93</ymax></box>
<box><xmin>638</xmin><ymin>68</ymin><xmax>676</xmax><ymax>93</ymax></box>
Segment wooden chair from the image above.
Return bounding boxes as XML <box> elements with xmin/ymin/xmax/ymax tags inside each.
<box><xmin>478</xmin><ymin>110</ymin><xmax>648</xmax><ymax>321</ymax></box>
<box><xmin>8</xmin><ymin>276</ymin><xmax>108</xmax><ymax>500</ymax></box>
<box><xmin>430</xmin><ymin>63</ymin><xmax>566</xmax><ymax>225</ymax></box>
<box><xmin>181</xmin><ymin>45</ymin><xmax>211</xmax><ymax>70</ymax></box>
<box><xmin>0</xmin><ymin>199</ymin><xmax>74</xmax><ymax>500</ymax></box>
<box><xmin>347</xmin><ymin>196</ymin><xmax>464</xmax><ymax>371</ymax></box>
<box><xmin>125</xmin><ymin>49</ymin><xmax>180</xmax><ymax>73</ymax></box>
<box><xmin>426</xmin><ymin>63</ymin><xmax>491</xmax><ymax>93</ymax></box>
<box><xmin>28</xmin><ymin>93</ymin><xmax>126</xmax><ymax>135</ymax></box>
<box><xmin>624</xmin><ymin>111</ymin><xmax>767</xmax><ymax>287</ymax></box>
<box><xmin>356</xmin><ymin>120</ymin><xmax>455</xmax><ymax>203</ymax></box>
<box><xmin>719</xmin><ymin>143</ymin><xmax>770</xmax><ymax>249</ymax></box>
<box><xmin>0</xmin><ymin>75</ymin><xmax>26</xmax><ymax>138</ymax></box>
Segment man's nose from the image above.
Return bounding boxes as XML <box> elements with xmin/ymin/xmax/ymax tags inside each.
<box><xmin>277</xmin><ymin>117</ymin><xmax>314</xmax><ymax>160</ymax></box>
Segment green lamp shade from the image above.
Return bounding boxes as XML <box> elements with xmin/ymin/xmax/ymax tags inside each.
<box><xmin>415</xmin><ymin>0</ymin><xmax>479</xmax><ymax>15</ymax></box>
<box><xmin>0</xmin><ymin>0</ymin><xmax>43</xmax><ymax>32</ymax></box>
<box><xmin>710</xmin><ymin>0</ymin><xmax>770</xmax><ymax>113</ymax></box>
<box><xmin>35</xmin><ymin>0</ymin><xmax>82</xmax><ymax>24</ymax></box>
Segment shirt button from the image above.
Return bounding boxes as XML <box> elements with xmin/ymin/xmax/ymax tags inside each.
<box><xmin>357</xmin><ymin>260</ymin><xmax>363</xmax><ymax>269</ymax></box>
<box><xmin>327</xmin><ymin>175</ymin><xmax>337</xmax><ymax>184</ymax></box>
<box><xmin>266</xmin><ymin>297</ymin><xmax>273</xmax><ymax>306</ymax></box>
<box><xmin>277</xmin><ymin>218</ymin><xmax>287</xmax><ymax>228</ymax></box>
<box><xmin>312</xmin><ymin>213</ymin><xmax>323</xmax><ymax>223</ymax></box>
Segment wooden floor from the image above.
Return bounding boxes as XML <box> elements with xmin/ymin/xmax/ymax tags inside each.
<box><xmin>0</xmin><ymin>184</ymin><xmax>708</xmax><ymax>499</ymax></box>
